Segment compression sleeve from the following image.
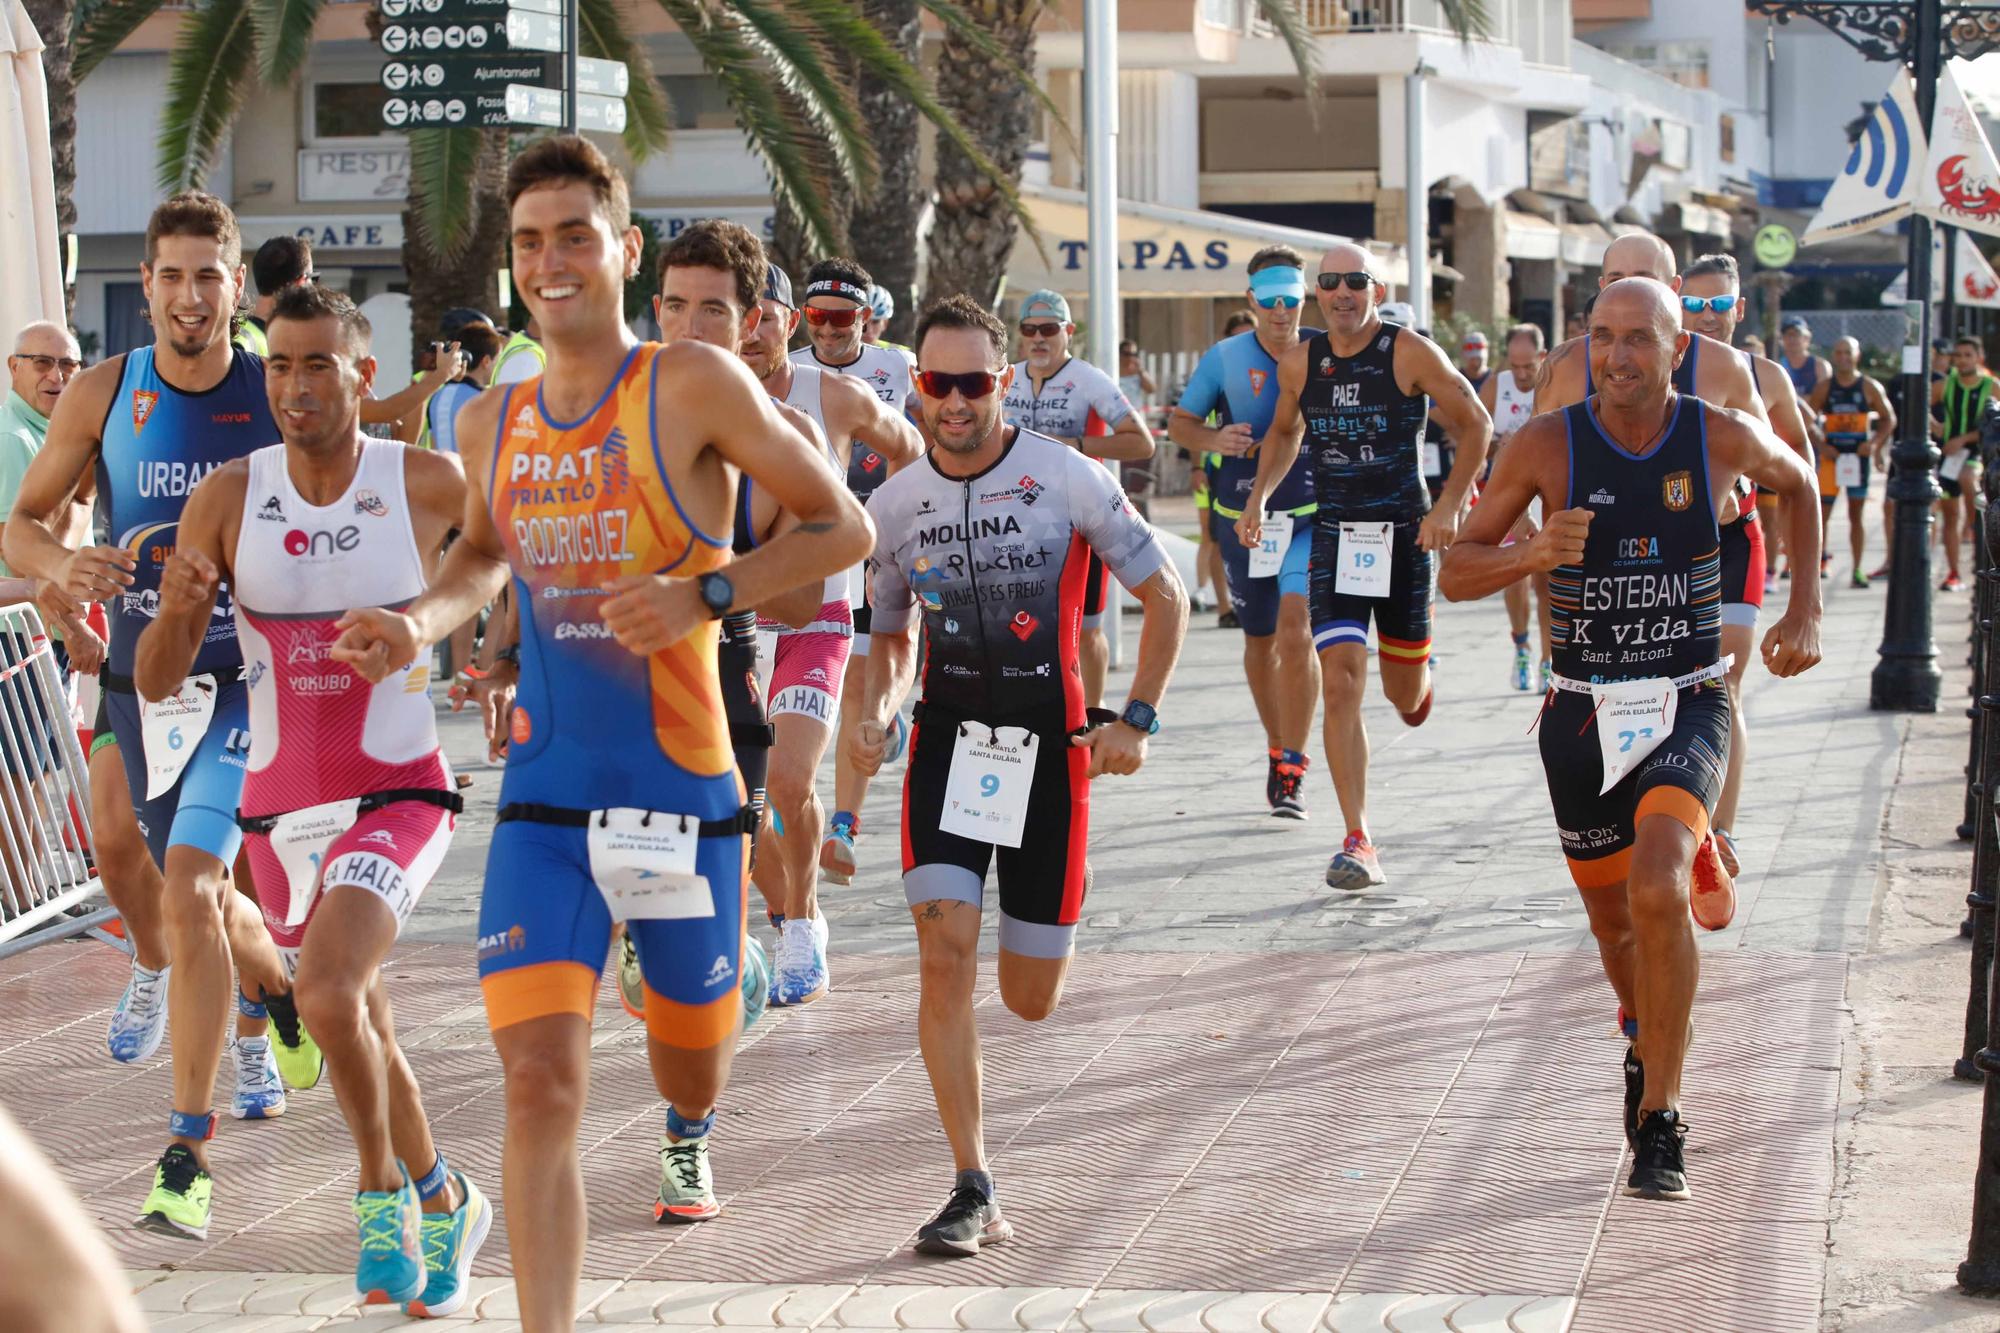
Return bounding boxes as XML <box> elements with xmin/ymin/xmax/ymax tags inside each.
<box><xmin>1065</xmin><ymin>448</ymin><xmax>1167</xmax><ymax>592</ymax></box>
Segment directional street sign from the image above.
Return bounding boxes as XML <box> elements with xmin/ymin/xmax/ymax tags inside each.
<box><xmin>381</xmin><ymin>91</ymin><xmax>510</xmax><ymax>128</ymax></box>
<box><xmin>378</xmin><ymin>20</ymin><xmax>503</xmax><ymax>55</ymax></box>
<box><xmin>576</xmin><ymin>91</ymin><xmax>626</xmax><ymax>134</ymax></box>
<box><xmin>381</xmin><ymin>53</ymin><xmax>556</xmax><ymax>95</ymax></box>
<box><xmin>574</xmin><ymin>56</ymin><xmax>628</xmax><ymax>98</ymax></box>
<box><xmin>504</xmin><ymin>83</ymin><xmax>563</xmax><ymax>129</ymax></box>
<box><xmin>504</xmin><ymin>8</ymin><xmax>563</xmax><ymax>52</ymax></box>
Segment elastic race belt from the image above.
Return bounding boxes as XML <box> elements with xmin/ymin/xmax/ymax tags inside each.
<box><xmin>1548</xmin><ymin>657</ymin><xmax>1734</xmax><ymax>696</ymax></box>
<box><xmin>498</xmin><ymin>802</ymin><xmax>760</xmax><ymax>838</ymax></box>
<box><xmin>237</xmin><ymin>787</ymin><xmax>464</xmax><ymax>835</ymax></box>
<box><xmin>102</xmin><ymin>665</ymin><xmax>249</xmax><ymax>694</ymax></box>
<box><xmin>1211</xmin><ymin>500</ymin><xmax>1317</xmax><ymax>522</ymax></box>
<box><xmin>913</xmin><ymin>700</ymin><xmax>1118</xmax><ymax>742</ymax></box>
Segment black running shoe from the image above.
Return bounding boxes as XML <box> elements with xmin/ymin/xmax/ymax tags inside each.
<box><xmin>1622</xmin><ymin>1045</ymin><xmax>1643</xmax><ymax>1148</ymax></box>
<box><xmin>1626</xmin><ymin>1109</ymin><xmax>1690</xmax><ymax>1200</ymax></box>
<box><xmin>914</xmin><ymin>1184</ymin><xmax>1013</xmax><ymax>1257</ymax></box>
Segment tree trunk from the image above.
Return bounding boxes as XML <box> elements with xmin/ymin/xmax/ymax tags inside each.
<box><xmin>402</xmin><ymin>130</ymin><xmax>508</xmax><ymax>372</ymax></box>
<box><xmin>23</xmin><ymin>0</ymin><xmax>77</xmax><ymax>325</ymax></box>
<box><xmin>849</xmin><ymin>0</ymin><xmax>922</xmax><ymax>345</ymax></box>
<box><xmin>924</xmin><ymin>0</ymin><xmax>1040</xmax><ymax>311</ymax></box>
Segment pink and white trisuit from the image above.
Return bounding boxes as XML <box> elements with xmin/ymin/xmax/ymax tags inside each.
<box><xmin>233</xmin><ymin>440</ymin><xmax>456</xmax><ymax>976</ymax></box>
<box><xmin>755</xmin><ymin>363</ymin><xmax>852</xmax><ymax>726</ymax></box>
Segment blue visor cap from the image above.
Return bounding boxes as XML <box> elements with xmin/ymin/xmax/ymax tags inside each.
<box><xmin>1250</xmin><ymin>266</ymin><xmax>1306</xmax><ymax>309</ymax></box>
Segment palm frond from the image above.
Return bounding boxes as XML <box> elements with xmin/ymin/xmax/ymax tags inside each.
<box><xmin>788</xmin><ymin>0</ymin><xmax>1043</xmax><ymax>258</ymax></box>
<box><xmin>660</xmin><ymin>0</ymin><xmax>846</xmax><ymax>254</ymax></box>
<box><xmin>156</xmin><ymin>0</ymin><xmax>258</xmax><ymax>192</ymax></box>
<box><xmin>73</xmin><ymin>0</ymin><xmax>168</xmax><ymax>82</ymax></box>
<box><xmin>723</xmin><ymin>0</ymin><xmax>878</xmax><ymax>195</ymax></box>
<box><xmin>245</xmin><ymin>0</ymin><xmax>322</xmax><ymax>85</ymax></box>
<box><xmin>1250</xmin><ymin>0</ymin><xmax>1319</xmax><ymax>111</ymax></box>
<box><xmin>406</xmin><ymin>126</ymin><xmax>486</xmax><ymax>263</ymax></box>
<box><xmin>576</xmin><ymin>0</ymin><xmax>672</xmax><ymax>160</ymax></box>
<box><xmin>914</xmin><ymin>0</ymin><xmax>1072</xmax><ymax>149</ymax></box>
<box><xmin>1439</xmin><ymin>0</ymin><xmax>1491</xmax><ymax>41</ymax></box>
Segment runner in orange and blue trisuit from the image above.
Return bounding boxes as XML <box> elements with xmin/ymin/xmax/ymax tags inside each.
<box><xmin>329</xmin><ymin>136</ymin><xmax>871</xmax><ymax>1332</ymax></box>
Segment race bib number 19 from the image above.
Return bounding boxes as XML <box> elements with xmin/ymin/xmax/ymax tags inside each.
<box><xmin>1335</xmin><ymin>522</ymin><xmax>1394</xmax><ymax>598</ymax></box>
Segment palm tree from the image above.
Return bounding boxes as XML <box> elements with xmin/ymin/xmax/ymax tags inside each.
<box><xmin>924</xmin><ymin>0</ymin><xmax>1490</xmax><ymax>307</ymax></box>
<box><xmin>70</xmin><ymin>0</ymin><xmax>1026</xmax><ymax>358</ymax></box>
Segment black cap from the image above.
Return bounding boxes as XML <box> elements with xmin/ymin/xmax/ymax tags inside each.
<box><xmin>1933</xmin><ymin>338</ymin><xmax>1953</xmax><ymax>352</ymax></box>
<box><xmin>763</xmin><ymin>264</ymin><xmax>795</xmax><ymax>309</ymax></box>
<box><xmin>440</xmin><ymin>307</ymin><xmax>495</xmax><ymax>338</ymax></box>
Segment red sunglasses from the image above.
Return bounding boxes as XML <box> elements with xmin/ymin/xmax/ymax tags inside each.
<box><xmin>915</xmin><ymin>369</ymin><xmax>1001</xmax><ymax>400</ymax></box>
<box><xmin>802</xmin><ymin>305</ymin><xmax>863</xmax><ymax>329</ymax></box>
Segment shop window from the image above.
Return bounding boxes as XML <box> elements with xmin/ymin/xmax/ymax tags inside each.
<box><xmin>102</xmin><ymin>282</ymin><xmax>148</xmax><ymax>359</ymax></box>
<box><xmin>659</xmin><ymin>74</ymin><xmax>734</xmax><ymax>130</ymax></box>
<box><xmin>312</xmin><ymin>82</ymin><xmax>395</xmax><ymax>143</ymax></box>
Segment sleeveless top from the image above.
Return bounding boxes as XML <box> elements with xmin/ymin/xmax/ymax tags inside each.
<box><xmin>233</xmin><ymin>440</ymin><xmax>442</xmax><ymax>818</ymax></box>
<box><xmin>1174</xmin><ymin>330</ymin><xmax>1318</xmax><ymax>515</ymax></box>
<box><xmin>1492</xmin><ymin>369</ymin><xmax>1536</xmax><ymax>437</ymax></box>
<box><xmin>1296</xmin><ymin>327</ymin><xmax>1431</xmax><ymax>523</ymax></box>
<box><xmin>487</xmin><ymin>343</ymin><xmax>738</xmax><ymax>816</ymax></box>
<box><xmin>1783</xmin><ymin>352</ymin><xmax>1820</xmax><ymax>399</ymax></box>
<box><xmin>1548</xmin><ymin>396</ymin><xmax>1722</xmax><ymax>685</ymax></box>
<box><xmin>98</xmin><ymin>346</ymin><xmax>277</xmax><ymax>675</ymax></box>
<box><xmin>791</xmin><ymin>343</ymin><xmax>914</xmax><ymax>502</ymax></box>
<box><xmin>772</xmin><ymin>364</ymin><xmax>852</xmax><ymax>613</ymax></box>
<box><xmin>1823</xmin><ymin>376</ymin><xmax>1872</xmax><ymax>451</ymax></box>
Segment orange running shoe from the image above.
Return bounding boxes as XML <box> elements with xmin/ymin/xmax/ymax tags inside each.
<box><xmin>1690</xmin><ymin>832</ymin><xmax>1736</xmax><ymax>931</ymax></box>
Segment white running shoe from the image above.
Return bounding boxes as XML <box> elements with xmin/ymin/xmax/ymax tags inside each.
<box><xmin>107</xmin><ymin>961</ymin><xmax>169</xmax><ymax>1064</ymax></box>
<box><xmin>771</xmin><ymin>916</ymin><xmax>828</xmax><ymax>1007</ymax></box>
<box><xmin>230</xmin><ymin>1035</ymin><xmax>286</xmax><ymax>1120</ymax></box>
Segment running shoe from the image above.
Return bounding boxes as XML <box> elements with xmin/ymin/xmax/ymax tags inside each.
<box><xmin>1270</xmin><ymin>758</ymin><xmax>1309</xmax><ymax>821</ymax></box>
<box><xmin>230</xmin><ymin>1035</ymin><xmax>286</xmax><ymax>1120</ymax></box>
<box><xmin>135</xmin><ymin>1144</ymin><xmax>212</xmax><ymax>1239</ymax></box>
<box><xmin>654</xmin><ymin>1135</ymin><xmax>720</xmax><ymax>1224</ymax></box>
<box><xmin>1819</xmin><ymin>554</ymin><xmax>1832</xmax><ymax>581</ymax></box>
<box><xmin>354</xmin><ymin>1170</ymin><xmax>425</xmax><ymax>1305</ymax></box>
<box><xmin>1626</xmin><ymin>1108</ymin><xmax>1690</xmax><ymax>1200</ymax></box>
<box><xmin>1851</xmin><ymin>571</ymin><xmax>1871</xmax><ymax>589</ymax></box>
<box><xmin>885</xmin><ymin>711</ymin><xmax>909</xmax><ymax>764</ymax></box>
<box><xmin>1539</xmin><ymin>660</ymin><xmax>1553</xmax><ymax>693</ymax></box>
<box><xmin>820</xmin><ymin>812</ymin><xmax>858</xmax><ymax>886</ymax></box>
<box><xmin>263</xmin><ymin>990</ymin><xmax>323</xmax><ymax>1090</ymax></box>
<box><xmin>1623</xmin><ymin>1044</ymin><xmax>1644</xmax><ymax>1147</ymax></box>
<box><xmin>407</xmin><ymin>1170</ymin><xmax>491</xmax><ymax>1319</ymax></box>
<box><xmin>915</xmin><ymin>1182</ymin><xmax>1013</xmax><ymax>1257</ymax></box>
<box><xmin>618</xmin><ymin>931</ymin><xmax>646</xmax><ymax>1021</ymax></box>
<box><xmin>771</xmin><ymin>916</ymin><xmax>828</xmax><ymax>1007</ymax></box>
<box><xmin>1217</xmin><ymin>609</ymin><xmax>1240</xmax><ymax>630</ymax></box>
<box><xmin>1943</xmin><ymin>573</ymin><xmax>1966</xmax><ymax>592</ymax></box>
<box><xmin>1398</xmin><ymin>682</ymin><xmax>1434</xmax><ymax>728</ymax></box>
<box><xmin>107</xmin><ymin>961</ymin><xmax>169</xmax><ymax>1064</ymax></box>
<box><xmin>1763</xmin><ymin>573</ymin><xmax>1778</xmax><ymax>595</ymax></box>
<box><xmin>1690</xmin><ymin>832</ymin><xmax>1737</xmax><ymax>931</ymax></box>
<box><xmin>1325</xmin><ymin>833</ymin><xmax>1386</xmax><ymax>891</ymax></box>
<box><xmin>1713</xmin><ymin>828</ymin><xmax>1740</xmax><ymax>878</ymax></box>
<box><xmin>1870</xmin><ymin>563</ymin><xmax>1892</xmax><ymax>580</ymax></box>
<box><xmin>740</xmin><ymin>935</ymin><xmax>771</xmax><ymax>1033</ymax></box>
<box><xmin>1511</xmin><ymin>644</ymin><xmax>1531</xmax><ymax>691</ymax></box>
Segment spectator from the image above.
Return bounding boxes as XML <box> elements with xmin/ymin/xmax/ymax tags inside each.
<box><xmin>233</xmin><ymin>235</ymin><xmax>314</xmax><ymax>356</ymax></box>
<box><xmin>1118</xmin><ymin>339</ymin><xmax>1156</xmax><ymax>411</ymax></box>
<box><xmin>1457</xmin><ymin>330</ymin><xmax>1490</xmax><ymax>389</ymax></box>
<box><xmin>1739</xmin><ymin>333</ymin><xmax>1765</xmax><ymax>359</ymax></box>
<box><xmin>1564</xmin><ymin>311</ymin><xmax>1586</xmax><ymax>341</ymax></box>
<box><xmin>425</xmin><ymin>322</ymin><xmax>503</xmax><ymax>456</ymax></box>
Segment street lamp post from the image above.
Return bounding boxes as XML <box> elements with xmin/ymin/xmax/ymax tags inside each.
<box><xmin>1749</xmin><ymin>1</ymin><xmax>2000</xmax><ymax>712</ymax></box>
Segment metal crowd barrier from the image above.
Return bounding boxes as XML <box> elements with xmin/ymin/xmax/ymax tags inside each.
<box><xmin>0</xmin><ymin>602</ymin><xmax>110</xmax><ymax>961</ymax></box>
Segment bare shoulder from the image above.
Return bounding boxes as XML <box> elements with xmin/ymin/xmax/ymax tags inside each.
<box><xmin>818</xmin><ymin>365</ymin><xmax>878</xmax><ymax>418</ymax></box>
<box><xmin>1507</xmin><ymin>410</ymin><xmax>1570</xmax><ymax>462</ymax></box>
<box><xmin>453</xmin><ymin>380</ymin><xmax>515</xmax><ymax>445</ymax></box>
<box><xmin>47</xmin><ymin>353</ymin><xmax>127</xmax><ymax>439</ymax></box>
<box><xmin>654</xmin><ymin>337</ymin><xmax>752</xmax><ymax>391</ymax></box>
<box><xmin>403</xmin><ymin>443</ymin><xmax>467</xmax><ymax>500</ymax></box>
<box><xmin>187</xmin><ymin>455</ymin><xmax>252</xmax><ymax>515</ymax></box>
<box><xmin>1751</xmin><ymin>354</ymin><xmax>1793</xmax><ymax>398</ymax></box>
<box><xmin>773</xmin><ymin>399</ymin><xmax>831</xmax><ymax>456</ymax></box>
<box><xmin>1704</xmin><ymin>401</ymin><xmax>1766</xmax><ymax>451</ymax></box>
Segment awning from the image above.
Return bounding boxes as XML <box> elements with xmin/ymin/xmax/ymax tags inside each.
<box><xmin>1503</xmin><ymin>208</ymin><xmax>1561</xmax><ymax>262</ymax></box>
<box><xmin>1667</xmin><ymin>200</ymin><xmax>1732</xmax><ymax>238</ymax></box>
<box><xmin>1562</xmin><ymin>221</ymin><xmax>1614</xmax><ymax>267</ymax></box>
<box><xmin>1010</xmin><ymin>186</ymin><xmax>1358</xmax><ymax>299</ymax></box>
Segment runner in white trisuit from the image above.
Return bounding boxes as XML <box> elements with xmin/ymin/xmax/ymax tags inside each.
<box><xmin>1477</xmin><ymin>323</ymin><xmax>1548</xmax><ymax>690</ymax></box>
<box><xmin>131</xmin><ymin>284</ymin><xmax>490</xmax><ymax>1316</ymax></box>
<box><xmin>790</xmin><ymin>257</ymin><xmax>923</xmax><ymax>891</ymax></box>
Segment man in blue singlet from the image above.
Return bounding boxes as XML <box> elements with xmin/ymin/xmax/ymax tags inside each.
<box><xmin>5</xmin><ymin>192</ymin><xmax>319</xmax><ymax>1240</ymax></box>
<box><xmin>1169</xmin><ymin>245</ymin><xmax>1321</xmax><ymax>820</ymax></box>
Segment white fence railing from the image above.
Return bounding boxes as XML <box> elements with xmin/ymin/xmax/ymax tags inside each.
<box><xmin>0</xmin><ymin>604</ymin><xmax>105</xmax><ymax>960</ymax></box>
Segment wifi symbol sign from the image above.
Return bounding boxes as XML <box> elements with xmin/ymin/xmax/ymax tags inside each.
<box><xmin>1843</xmin><ymin>94</ymin><xmax>1913</xmax><ymax>198</ymax></box>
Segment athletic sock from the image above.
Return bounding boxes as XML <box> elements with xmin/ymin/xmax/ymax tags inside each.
<box><xmin>666</xmin><ymin>1106</ymin><xmax>714</xmax><ymax>1141</ymax></box>
<box><xmin>957</xmin><ymin>1167</ymin><xmax>996</xmax><ymax>1201</ymax></box>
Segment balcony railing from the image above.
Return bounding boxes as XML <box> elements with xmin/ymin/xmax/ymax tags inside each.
<box><xmin>1250</xmin><ymin>0</ymin><xmax>1575</xmax><ymax>67</ymax></box>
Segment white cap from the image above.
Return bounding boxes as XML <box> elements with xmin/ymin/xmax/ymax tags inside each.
<box><xmin>1378</xmin><ymin>302</ymin><xmax>1417</xmax><ymax>326</ymax></box>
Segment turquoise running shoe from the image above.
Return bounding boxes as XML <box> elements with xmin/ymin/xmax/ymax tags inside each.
<box><xmin>741</xmin><ymin>935</ymin><xmax>770</xmax><ymax>1032</ymax></box>
<box><xmin>407</xmin><ymin>1170</ymin><xmax>492</xmax><ymax>1318</ymax></box>
<box><xmin>353</xmin><ymin>1167</ymin><xmax>424</xmax><ymax>1305</ymax></box>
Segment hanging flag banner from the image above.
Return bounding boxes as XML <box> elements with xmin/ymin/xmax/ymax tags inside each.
<box><xmin>1884</xmin><ymin>227</ymin><xmax>2000</xmax><ymax>308</ymax></box>
<box><xmin>1917</xmin><ymin>59</ymin><xmax>2000</xmax><ymax>240</ymax></box>
<box><xmin>1804</xmin><ymin>68</ymin><xmax>1925</xmax><ymax>245</ymax></box>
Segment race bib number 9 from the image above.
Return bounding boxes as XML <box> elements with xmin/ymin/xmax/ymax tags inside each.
<box><xmin>941</xmin><ymin>724</ymin><xmax>1038</xmax><ymax>849</ymax></box>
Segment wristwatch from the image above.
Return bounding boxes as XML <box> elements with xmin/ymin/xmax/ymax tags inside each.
<box><xmin>1119</xmin><ymin>699</ymin><xmax>1160</xmax><ymax>735</ymax></box>
<box><xmin>697</xmin><ymin>570</ymin><xmax>735</xmax><ymax>619</ymax></box>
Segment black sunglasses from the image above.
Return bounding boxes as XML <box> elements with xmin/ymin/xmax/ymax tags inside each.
<box><xmin>916</xmin><ymin>369</ymin><xmax>1000</xmax><ymax>400</ymax></box>
<box><xmin>1316</xmin><ymin>271</ymin><xmax>1375</xmax><ymax>292</ymax></box>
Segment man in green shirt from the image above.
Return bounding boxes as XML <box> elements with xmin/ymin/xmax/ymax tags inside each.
<box><xmin>1932</xmin><ymin>334</ymin><xmax>1997</xmax><ymax>591</ymax></box>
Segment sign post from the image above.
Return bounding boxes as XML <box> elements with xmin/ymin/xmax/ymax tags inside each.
<box><xmin>376</xmin><ymin>0</ymin><xmax>625</xmax><ymax>136</ymax></box>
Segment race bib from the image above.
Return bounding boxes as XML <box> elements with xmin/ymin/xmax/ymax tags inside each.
<box><xmin>1335</xmin><ymin>522</ymin><xmax>1394</xmax><ymax>598</ymax></box>
<box><xmin>1835</xmin><ymin>453</ymin><xmax>1864</xmax><ymax>490</ymax></box>
<box><xmin>586</xmin><ymin>808</ymin><xmax>714</xmax><ymax>921</ymax></box>
<box><xmin>140</xmin><ymin>674</ymin><xmax>216</xmax><ymax>800</ymax></box>
<box><xmin>940</xmin><ymin>724</ymin><xmax>1038</xmax><ymax>849</ymax></box>
<box><xmin>1943</xmin><ymin>450</ymin><xmax>1969</xmax><ymax>483</ymax></box>
<box><xmin>1422</xmin><ymin>441</ymin><xmax>1443</xmax><ymax>478</ymax></box>
<box><xmin>1589</xmin><ymin>677</ymin><xmax>1678</xmax><ymax>795</ymax></box>
<box><xmin>266</xmin><ymin>799</ymin><xmax>362</xmax><ymax>927</ymax></box>
<box><xmin>1247</xmin><ymin>513</ymin><xmax>1293</xmax><ymax>579</ymax></box>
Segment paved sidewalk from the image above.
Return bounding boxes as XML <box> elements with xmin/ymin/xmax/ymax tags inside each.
<box><xmin>0</xmin><ymin>522</ymin><xmax>1962</xmax><ymax>1332</ymax></box>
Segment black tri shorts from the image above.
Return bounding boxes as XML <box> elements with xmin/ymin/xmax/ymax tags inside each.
<box><xmin>1538</xmin><ymin>678</ymin><xmax>1731</xmax><ymax>890</ymax></box>
<box><xmin>1307</xmin><ymin>517</ymin><xmax>1434</xmax><ymax>662</ymax></box>
<box><xmin>900</xmin><ymin>702</ymin><xmax>1089</xmax><ymax>959</ymax></box>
